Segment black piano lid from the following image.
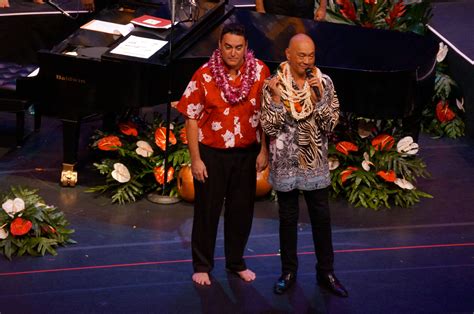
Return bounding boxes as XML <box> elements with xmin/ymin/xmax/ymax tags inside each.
<box><xmin>180</xmin><ymin>9</ymin><xmax>438</xmax><ymax>78</ymax></box>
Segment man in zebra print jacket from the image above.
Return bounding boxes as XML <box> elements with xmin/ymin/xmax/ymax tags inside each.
<box><xmin>260</xmin><ymin>33</ymin><xmax>348</xmax><ymax>297</ymax></box>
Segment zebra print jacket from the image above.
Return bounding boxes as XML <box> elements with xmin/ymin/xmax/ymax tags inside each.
<box><xmin>260</xmin><ymin>71</ymin><xmax>340</xmax><ymax>192</ymax></box>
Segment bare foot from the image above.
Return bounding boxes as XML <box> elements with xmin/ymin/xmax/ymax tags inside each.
<box><xmin>192</xmin><ymin>272</ymin><xmax>211</xmax><ymax>286</ymax></box>
<box><xmin>236</xmin><ymin>269</ymin><xmax>256</xmax><ymax>282</ymax></box>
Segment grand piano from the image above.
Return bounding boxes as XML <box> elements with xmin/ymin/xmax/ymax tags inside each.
<box><xmin>18</xmin><ymin>0</ymin><xmax>438</xmax><ymax>186</ymax></box>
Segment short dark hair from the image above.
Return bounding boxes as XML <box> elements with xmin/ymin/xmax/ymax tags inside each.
<box><xmin>220</xmin><ymin>23</ymin><xmax>247</xmax><ymax>41</ymax></box>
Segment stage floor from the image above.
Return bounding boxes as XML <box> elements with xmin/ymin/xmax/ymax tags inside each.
<box><xmin>0</xmin><ymin>111</ymin><xmax>473</xmax><ymax>314</ymax></box>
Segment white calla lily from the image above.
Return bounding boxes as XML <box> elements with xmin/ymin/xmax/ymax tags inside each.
<box><xmin>397</xmin><ymin>136</ymin><xmax>419</xmax><ymax>155</ymax></box>
<box><xmin>0</xmin><ymin>227</ymin><xmax>8</xmax><ymax>239</ymax></box>
<box><xmin>2</xmin><ymin>198</ymin><xmax>25</xmax><ymax>217</ymax></box>
<box><xmin>361</xmin><ymin>152</ymin><xmax>374</xmax><ymax>171</ymax></box>
<box><xmin>328</xmin><ymin>156</ymin><xmax>340</xmax><ymax>170</ymax></box>
<box><xmin>136</xmin><ymin>140</ymin><xmax>153</xmax><ymax>157</ymax></box>
<box><xmin>436</xmin><ymin>42</ymin><xmax>448</xmax><ymax>63</ymax></box>
<box><xmin>111</xmin><ymin>163</ymin><xmax>131</xmax><ymax>183</ymax></box>
<box><xmin>456</xmin><ymin>98</ymin><xmax>465</xmax><ymax>112</ymax></box>
<box><xmin>394</xmin><ymin>178</ymin><xmax>414</xmax><ymax>190</ymax></box>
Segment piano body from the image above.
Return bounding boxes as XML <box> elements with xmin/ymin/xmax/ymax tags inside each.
<box><xmin>18</xmin><ymin>0</ymin><xmax>438</xmax><ymax>185</ymax></box>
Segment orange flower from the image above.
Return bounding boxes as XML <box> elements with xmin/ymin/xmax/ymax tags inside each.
<box><xmin>377</xmin><ymin>170</ymin><xmax>396</xmax><ymax>182</ymax></box>
<box><xmin>337</xmin><ymin>0</ymin><xmax>357</xmax><ymax>21</ymax></box>
<box><xmin>336</xmin><ymin>141</ymin><xmax>358</xmax><ymax>155</ymax></box>
<box><xmin>119</xmin><ymin>122</ymin><xmax>138</xmax><ymax>137</ymax></box>
<box><xmin>341</xmin><ymin>166</ymin><xmax>358</xmax><ymax>184</ymax></box>
<box><xmin>371</xmin><ymin>134</ymin><xmax>394</xmax><ymax>151</ymax></box>
<box><xmin>385</xmin><ymin>0</ymin><xmax>406</xmax><ymax>28</ymax></box>
<box><xmin>154</xmin><ymin>166</ymin><xmax>175</xmax><ymax>185</ymax></box>
<box><xmin>97</xmin><ymin>136</ymin><xmax>122</xmax><ymax>151</ymax></box>
<box><xmin>155</xmin><ymin>127</ymin><xmax>177</xmax><ymax>151</ymax></box>
<box><xmin>10</xmin><ymin>217</ymin><xmax>33</xmax><ymax>236</ymax></box>
<box><xmin>436</xmin><ymin>100</ymin><xmax>456</xmax><ymax>122</ymax></box>
<box><xmin>179</xmin><ymin>128</ymin><xmax>188</xmax><ymax>144</ymax></box>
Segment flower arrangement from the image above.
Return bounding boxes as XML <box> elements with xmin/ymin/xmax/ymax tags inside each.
<box><xmin>87</xmin><ymin>115</ymin><xmax>190</xmax><ymax>204</ymax></box>
<box><xmin>325</xmin><ymin>0</ymin><xmax>432</xmax><ymax>34</ymax></box>
<box><xmin>0</xmin><ymin>186</ymin><xmax>75</xmax><ymax>260</ymax></box>
<box><xmin>329</xmin><ymin>116</ymin><xmax>432</xmax><ymax>210</ymax></box>
<box><xmin>421</xmin><ymin>43</ymin><xmax>465</xmax><ymax>138</ymax></box>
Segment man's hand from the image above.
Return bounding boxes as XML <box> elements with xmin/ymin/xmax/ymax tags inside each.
<box><xmin>0</xmin><ymin>0</ymin><xmax>10</xmax><ymax>8</ymax></box>
<box><xmin>191</xmin><ymin>158</ymin><xmax>208</xmax><ymax>183</ymax></box>
<box><xmin>307</xmin><ymin>76</ymin><xmax>323</xmax><ymax>103</ymax></box>
<box><xmin>82</xmin><ymin>0</ymin><xmax>95</xmax><ymax>12</ymax></box>
<box><xmin>256</xmin><ymin>148</ymin><xmax>268</xmax><ymax>172</ymax></box>
<box><xmin>314</xmin><ymin>7</ymin><xmax>327</xmax><ymax>21</ymax></box>
<box><xmin>267</xmin><ymin>77</ymin><xmax>282</xmax><ymax>104</ymax></box>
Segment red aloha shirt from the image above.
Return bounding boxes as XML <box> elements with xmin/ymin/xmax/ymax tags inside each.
<box><xmin>176</xmin><ymin>59</ymin><xmax>270</xmax><ymax>149</ymax></box>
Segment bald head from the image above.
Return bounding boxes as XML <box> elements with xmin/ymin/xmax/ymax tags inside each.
<box><xmin>286</xmin><ymin>33</ymin><xmax>316</xmax><ymax>78</ymax></box>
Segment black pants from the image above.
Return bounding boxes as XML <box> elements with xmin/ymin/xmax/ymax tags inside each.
<box><xmin>276</xmin><ymin>188</ymin><xmax>334</xmax><ymax>275</ymax></box>
<box><xmin>192</xmin><ymin>144</ymin><xmax>258</xmax><ymax>273</ymax></box>
<box><xmin>263</xmin><ymin>0</ymin><xmax>315</xmax><ymax>19</ymax></box>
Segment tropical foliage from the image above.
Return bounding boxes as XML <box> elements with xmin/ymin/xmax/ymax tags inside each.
<box><xmin>325</xmin><ymin>0</ymin><xmax>432</xmax><ymax>34</ymax></box>
<box><xmin>421</xmin><ymin>43</ymin><xmax>465</xmax><ymax>138</ymax></box>
<box><xmin>0</xmin><ymin>186</ymin><xmax>75</xmax><ymax>260</ymax></box>
<box><xmin>87</xmin><ymin>115</ymin><xmax>190</xmax><ymax>204</ymax></box>
<box><xmin>328</xmin><ymin>115</ymin><xmax>432</xmax><ymax>210</ymax></box>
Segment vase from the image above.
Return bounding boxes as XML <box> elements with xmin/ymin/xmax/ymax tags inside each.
<box><xmin>177</xmin><ymin>165</ymin><xmax>195</xmax><ymax>202</ymax></box>
<box><xmin>256</xmin><ymin>166</ymin><xmax>272</xmax><ymax>198</ymax></box>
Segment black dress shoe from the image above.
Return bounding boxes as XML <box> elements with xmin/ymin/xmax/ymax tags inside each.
<box><xmin>317</xmin><ymin>272</ymin><xmax>348</xmax><ymax>297</ymax></box>
<box><xmin>273</xmin><ymin>273</ymin><xmax>296</xmax><ymax>295</ymax></box>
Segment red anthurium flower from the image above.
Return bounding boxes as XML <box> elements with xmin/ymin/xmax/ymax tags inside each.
<box><xmin>10</xmin><ymin>217</ymin><xmax>33</xmax><ymax>236</ymax></box>
<box><xmin>153</xmin><ymin>166</ymin><xmax>175</xmax><ymax>185</ymax></box>
<box><xmin>119</xmin><ymin>122</ymin><xmax>138</xmax><ymax>137</ymax></box>
<box><xmin>179</xmin><ymin>128</ymin><xmax>188</xmax><ymax>145</ymax></box>
<box><xmin>436</xmin><ymin>100</ymin><xmax>456</xmax><ymax>122</ymax></box>
<box><xmin>337</xmin><ymin>0</ymin><xmax>357</xmax><ymax>20</ymax></box>
<box><xmin>371</xmin><ymin>134</ymin><xmax>395</xmax><ymax>151</ymax></box>
<box><xmin>155</xmin><ymin>127</ymin><xmax>177</xmax><ymax>151</ymax></box>
<box><xmin>341</xmin><ymin>166</ymin><xmax>358</xmax><ymax>184</ymax></box>
<box><xmin>385</xmin><ymin>0</ymin><xmax>406</xmax><ymax>28</ymax></box>
<box><xmin>377</xmin><ymin>170</ymin><xmax>397</xmax><ymax>182</ymax></box>
<box><xmin>336</xmin><ymin>141</ymin><xmax>359</xmax><ymax>155</ymax></box>
<box><xmin>97</xmin><ymin>136</ymin><xmax>122</xmax><ymax>151</ymax></box>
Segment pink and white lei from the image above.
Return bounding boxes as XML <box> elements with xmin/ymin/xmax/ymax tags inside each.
<box><xmin>209</xmin><ymin>48</ymin><xmax>257</xmax><ymax>105</ymax></box>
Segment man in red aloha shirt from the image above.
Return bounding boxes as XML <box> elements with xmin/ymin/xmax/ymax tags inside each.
<box><xmin>176</xmin><ymin>23</ymin><xmax>270</xmax><ymax>286</ymax></box>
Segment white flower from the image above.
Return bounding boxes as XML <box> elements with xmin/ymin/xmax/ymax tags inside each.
<box><xmin>2</xmin><ymin>198</ymin><xmax>25</xmax><ymax>218</ymax></box>
<box><xmin>456</xmin><ymin>98</ymin><xmax>465</xmax><ymax>112</ymax></box>
<box><xmin>436</xmin><ymin>42</ymin><xmax>448</xmax><ymax>63</ymax></box>
<box><xmin>111</xmin><ymin>163</ymin><xmax>131</xmax><ymax>183</ymax></box>
<box><xmin>221</xmin><ymin>91</ymin><xmax>229</xmax><ymax>103</ymax></box>
<box><xmin>234</xmin><ymin>117</ymin><xmax>242</xmax><ymax>139</ymax></box>
<box><xmin>397</xmin><ymin>136</ymin><xmax>419</xmax><ymax>155</ymax></box>
<box><xmin>184</xmin><ymin>81</ymin><xmax>198</xmax><ymax>98</ymax></box>
<box><xmin>222</xmin><ymin>130</ymin><xmax>235</xmax><ymax>148</ymax></box>
<box><xmin>250</xmin><ymin>98</ymin><xmax>256</xmax><ymax>106</ymax></box>
<box><xmin>361</xmin><ymin>152</ymin><xmax>374</xmax><ymax>171</ymax></box>
<box><xmin>223</xmin><ymin>108</ymin><xmax>230</xmax><ymax>116</ymax></box>
<box><xmin>0</xmin><ymin>227</ymin><xmax>9</xmax><ymax>239</ymax></box>
<box><xmin>186</xmin><ymin>103</ymin><xmax>203</xmax><ymax>119</ymax></box>
<box><xmin>136</xmin><ymin>140</ymin><xmax>153</xmax><ymax>157</ymax></box>
<box><xmin>198</xmin><ymin>128</ymin><xmax>204</xmax><ymax>141</ymax></box>
<box><xmin>211</xmin><ymin>121</ymin><xmax>222</xmax><ymax>131</ymax></box>
<box><xmin>203</xmin><ymin>73</ymin><xmax>212</xmax><ymax>83</ymax></box>
<box><xmin>394</xmin><ymin>178</ymin><xmax>414</xmax><ymax>190</ymax></box>
<box><xmin>328</xmin><ymin>156</ymin><xmax>340</xmax><ymax>170</ymax></box>
<box><xmin>249</xmin><ymin>111</ymin><xmax>260</xmax><ymax>128</ymax></box>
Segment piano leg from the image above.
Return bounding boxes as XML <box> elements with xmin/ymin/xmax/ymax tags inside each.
<box><xmin>60</xmin><ymin>118</ymin><xmax>80</xmax><ymax>187</ymax></box>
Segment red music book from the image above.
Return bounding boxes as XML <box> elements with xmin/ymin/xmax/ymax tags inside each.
<box><xmin>130</xmin><ymin>15</ymin><xmax>172</xmax><ymax>29</ymax></box>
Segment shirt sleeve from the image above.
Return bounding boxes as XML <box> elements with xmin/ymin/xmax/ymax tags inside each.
<box><xmin>314</xmin><ymin>75</ymin><xmax>340</xmax><ymax>133</ymax></box>
<box><xmin>176</xmin><ymin>68</ymin><xmax>205</xmax><ymax>120</ymax></box>
<box><xmin>260</xmin><ymin>79</ymin><xmax>287</xmax><ymax>137</ymax></box>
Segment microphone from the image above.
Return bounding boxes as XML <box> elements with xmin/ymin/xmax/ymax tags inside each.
<box><xmin>46</xmin><ymin>0</ymin><xmax>73</xmax><ymax>19</ymax></box>
<box><xmin>305</xmin><ymin>67</ymin><xmax>321</xmax><ymax>99</ymax></box>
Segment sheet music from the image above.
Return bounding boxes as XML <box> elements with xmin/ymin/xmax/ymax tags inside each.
<box><xmin>110</xmin><ymin>35</ymin><xmax>168</xmax><ymax>59</ymax></box>
<box><xmin>81</xmin><ymin>20</ymin><xmax>134</xmax><ymax>36</ymax></box>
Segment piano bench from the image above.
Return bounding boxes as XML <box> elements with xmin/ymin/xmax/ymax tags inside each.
<box><xmin>0</xmin><ymin>62</ymin><xmax>40</xmax><ymax>147</ymax></box>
